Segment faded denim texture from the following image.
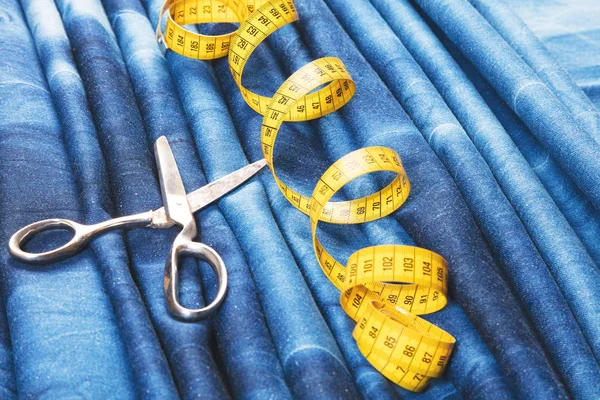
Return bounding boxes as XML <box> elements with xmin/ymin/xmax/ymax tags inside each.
<box><xmin>0</xmin><ymin>0</ymin><xmax>599</xmax><ymax>398</ymax></box>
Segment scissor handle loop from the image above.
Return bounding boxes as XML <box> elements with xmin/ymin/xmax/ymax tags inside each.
<box><xmin>8</xmin><ymin>211</ymin><xmax>155</xmax><ymax>265</ymax></box>
<box><xmin>165</xmin><ymin>238</ymin><xmax>228</xmax><ymax>321</ymax></box>
<box><xmin>8</xmin><ymin>218</ymin><xmax>94</xmax><ymax>264</ymax></box>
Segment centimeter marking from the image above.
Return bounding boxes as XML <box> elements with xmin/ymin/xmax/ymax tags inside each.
<box><xmin>157</xmin><ymin>0</ymin><xmax>455</xmax><ymax>392</ymax></box>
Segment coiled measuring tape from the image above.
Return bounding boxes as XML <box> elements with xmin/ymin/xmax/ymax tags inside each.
<box><xmin>156</xmin><ymin>0</ymin><xmax>455</xmax><ymax>391</ymax></box>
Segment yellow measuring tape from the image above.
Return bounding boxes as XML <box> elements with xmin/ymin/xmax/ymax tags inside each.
<box><xmin>157</xmin><ymin>0</ymin><xmax>455</xmax><ymax>391</ymax></box>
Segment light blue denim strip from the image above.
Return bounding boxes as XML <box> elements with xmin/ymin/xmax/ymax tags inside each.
<box><xmin>0</xmin><ymin>0</ymin><xmax>135</xmax><ymax>397</ymax></box>
<box><xmin>101</xmin><ymin>0</ymin><xmax>294</xmax><ymax>398</ymax></box>
<box><xmin>326</xmin><ymin>1</ymin><xmax>600</xmax><ymax>398</ymax></box>
<box><xmin>19</xmin><ymin>0</ymin><xmax>181</xmax><ymax>396</ymax></box>
<box><xmin>469</xmin><ymin>0</ymin><xmax>600</xmax><ymax>145</ymax></box>
<box><xmin>264</xmin><ymin>12</ymin><xmax>513</xmax><ymax>400</ymax></box>
<box><xmin>412</xmin><ymin>0</ymin><xmax>600</xmax><ymax>213</ymax></box>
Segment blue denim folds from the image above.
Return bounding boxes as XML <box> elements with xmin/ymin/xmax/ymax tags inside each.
<box><xmin>1</xmin><ymin>0</ymin><xmax>599</xmax><ymax>398</ymax></box>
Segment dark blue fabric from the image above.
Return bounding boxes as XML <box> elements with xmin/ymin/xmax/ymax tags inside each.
<box><xmin>1</xmin><ymin>0</ymin><xmax>599</xmax><ymax>398</ymax></box>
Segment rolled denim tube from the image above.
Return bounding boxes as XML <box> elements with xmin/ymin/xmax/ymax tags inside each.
<box><xmin>0</xmin><ymin>307</ymin><xmax>15</xmax><ymax>399</ymax></box>
<box><xmin>264</xmin><ymin>17</ymin><xmax>513</xmax><ymax>400</ymax></box>
<box><xmin>355</xmin><ymin>1</ymin><xmax>600</xmax><ymax>395</ymax></box>
<box><xmin>19</xmin><ymin>0</ymin><xmax>180</xmax><ymax>396</ymax></box>
<box><xmin>0</xmin><ymin>0</ymin><xmax>135</xmax><ymax>397</ymax></box>
<box><xmin>272</xmin><ymin>0</ymin><xmax>569</xmax><ymax>398</ymax></box>
<box><xmin>411</xmin><ymin>0</ymin><xmax>600</xmax><ymax>213</ymax></box>
<box><xmin>142</xmin><ymin>1</ymin><xmax>361</xmax><ymax>398</ymax></box>
<box><xmin>101</xmin><ymin>0</ymin><xmax>293</xmax><ymax>398</ymax></box>
<box><xmin>53</xmin><ymin>0</ymin><xmax>231</xmax><ymax>397</ymax></box>
<box><xmin>468</xmin><ymin>0</ymin><xmax>600</xmax><ymax>145</ymax></box>
<box><xmin>437</xmin><ymin>34</ymin><xmax>600</xmax><ymax>269</ymax></box>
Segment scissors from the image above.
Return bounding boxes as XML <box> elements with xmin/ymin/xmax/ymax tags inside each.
<box><xmin>8</xmin><ymin>136</ymin><xmax>267</xmax><ymax>321</ymax></box>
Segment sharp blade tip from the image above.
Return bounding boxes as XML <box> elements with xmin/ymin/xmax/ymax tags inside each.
<box><xmin>154</xmin><ymin>135</ymin><xmax>169</xmax><ymax>150</ymax></box>
<box><xmin>253</xmin><ymin>158</ymin><xmax>268</xmax><ymax>169</ymax></box>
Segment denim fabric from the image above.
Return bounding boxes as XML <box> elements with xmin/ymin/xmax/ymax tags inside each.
<box><xmin>51</xmin><ymin>0</ymin><xmax>232</xmax><ymax>398</ymax></box>
<box><xmin>101</xmin><ymin>0</ymin><xmax>293</xmax><ymax>398</ymax></box>
<box><xmin>0</xmin><ymin>0</ymin><xmax>135</xmax><ymax>397</ymax></box>
<box><xmin>356</xmin><ymin>1</ymin><xmax>600</xmax><ymax>398</ymax></box>
<box><xmin>469</xmin><ymin>0</ymin><xmax>600</xmax><ymax>145</ymax></box>
<box><xmin>369</xmin><ymin>0</ymin><xmax>600</xmax><ymax>271</ymax></box>
<box><xmin>141</xmin><ymin>0</ymin><xmax>362</xmax><ymax>398</ymax></box>
<box><xmin>20</xmin><ymin>0</ymin><xmax>179</xmax><ymax>396</ymax></box>
<box><xmin>266</xmin><ymin>0</ymin><xmax>566</xmax><ymax>398</ymax></box>
<box><xmin>260</xmin><ymin>10</ymin><xmax>513</xmax><ymax>400</ymax></box>
<box><xmin>454</xmin><ymin>47</ymin><xmax>600</xmax><ymax>270</ymax></box>
<box><xmin>412</xmin><ymin>0</ymin><xmax>600</xmax><ymax>213</ymax></box>
<box><xmin>2</xmin><ymin>0</ymin><xmax>600</xmax><ymax>398</ymax></box>
<box><xmin>408</xmin><ymin>0</ymin><xmax>600</xmax><ymax>367</ymax></box>
<box><xmin>0</xmin><ymin>305</ymin><xmax>14</xmax><ymax>399</ymax></box>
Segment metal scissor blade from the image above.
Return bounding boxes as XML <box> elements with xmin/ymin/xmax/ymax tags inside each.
<box><xmin>187</xmin><ymin>159</ymin><xmax>267</xmax><ymax>212</ymax></box>
<box><xmin>155</xmin><ymin>136</ymin><xmax>194</xmax><ymax>227</ymax></box>
<box><xmin>151</xmin><ymin>158</ymin><xmax>267</xmax><ymax>228</ymax></box>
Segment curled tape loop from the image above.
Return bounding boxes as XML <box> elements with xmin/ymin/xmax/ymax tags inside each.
<box><xmin>157</xmin><ymin>0</ymin><xmax>455</xmax><ymax>391</ymax></box>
